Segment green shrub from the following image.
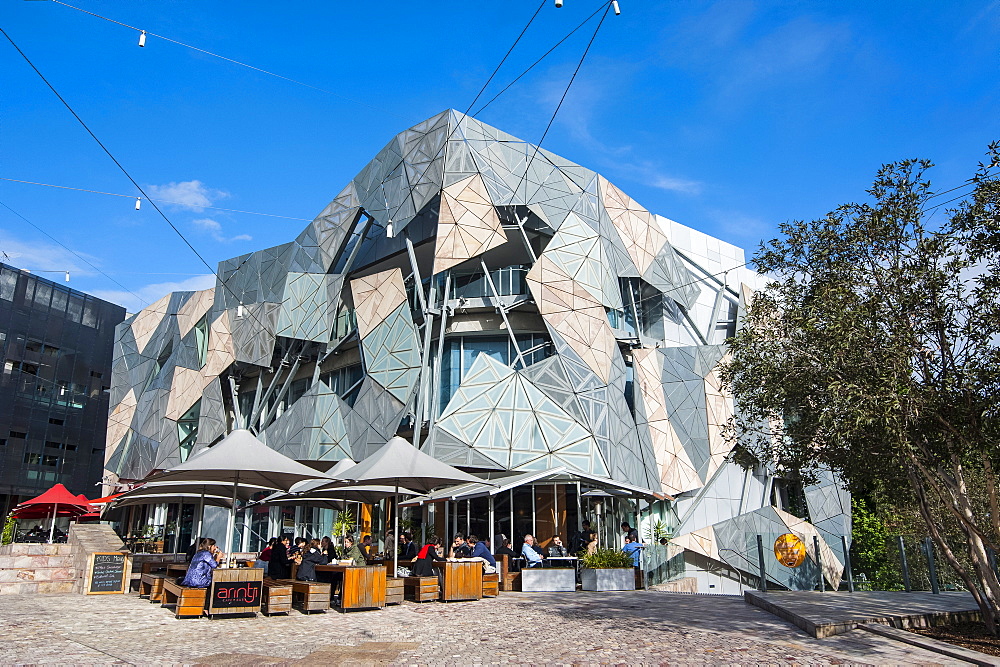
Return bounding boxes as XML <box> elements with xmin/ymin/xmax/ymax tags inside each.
<box><xmin>1</xmin><ymin>514</ymin><xmax>15</xmax><ymax>546</ymax></box>
<box><xmin>580</xmin><ymin>548</ymin><xmax>634</xmax><ymax>569</ymax></box>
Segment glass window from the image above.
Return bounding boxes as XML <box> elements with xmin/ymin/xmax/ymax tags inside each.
<box><xmin>0</xmin><ymin>268</ymin><xmax>17</xmax><ymax>301</ymax></box>
<box><xmin>82</xmin><ymin>300</ymin><xmax>98</xmax><ymax>328</ymax></box>
<box><xmin>33</xmin><ymin>282</ymin><xmax>52</xmax><ymax>309</ymax></box>
<box><xmin>193</xmin><ymin>314</ymin><xmax>209</xmax><ymax>368</ymax></box>
<box><xmin>176</xmin><ymin>399</ymin><xmax>201</xmax><ymax>462</ymax></box>
<box><xmin>50</xmin><ymin>287</ymin><xmax>68</xmax><ymax>314</ymax></box>
<box><xmin>67</xmin><ymin>295</ymin><xmax>83</xmax><ymax>323</ymax></box>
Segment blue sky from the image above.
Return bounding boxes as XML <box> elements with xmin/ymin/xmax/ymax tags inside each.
<box><xmin>2</xmin><ymin>0</ymin><xmax>998</xmax><ymax>311</ymax></box>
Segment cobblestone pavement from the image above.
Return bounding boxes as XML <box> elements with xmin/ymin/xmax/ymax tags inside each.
<box><xmin>0</xmin><ymin>590</ymin><xmax>970</xmax><ymax>665</ymax></box>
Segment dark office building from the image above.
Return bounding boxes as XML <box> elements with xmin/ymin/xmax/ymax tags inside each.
<box><xmin>0</xmin><ymin>263</ymin><xmax>125</xmax><ymax>515</ymax></box>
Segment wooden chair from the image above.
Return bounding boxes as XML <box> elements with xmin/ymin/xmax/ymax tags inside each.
<box><xmin>161</xmin><ymin>579</ymin><xmax>208</xmax><ymax>618</ymax></box>
<box><xmin>497</xmin><ymin>555</ymin><xmax>521</xmax><ymax>592</ymax></box>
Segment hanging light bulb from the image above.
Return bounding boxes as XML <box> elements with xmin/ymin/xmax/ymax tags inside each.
<box><xmin>612</xmin><ymin>0</ymin><xmax>621</xmax><ymax>14</ymax></box>
<box><xmin>138</xmin><ymin>30</ymin><xmax>147</xmax><ymax>47</ymax></box>
<box><xmin>64</xmin><ymin>272</ymin><xmax>70</xmax><ymax>282</ymax></box>
<box><xmin>134</xmin><ymin>197</ymin><xmax>141</xmax><ymax>210</ymax></box>
<box><xmin>555</xmin><ymin>0</ymin><xmax>563</xmax><ymax>6</ymax></box>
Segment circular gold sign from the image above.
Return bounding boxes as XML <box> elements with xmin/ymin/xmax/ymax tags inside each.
<box><xmin>773</xmin><ymin>533</ymin><xmax>807</xmax><ymax>568</ymax></box>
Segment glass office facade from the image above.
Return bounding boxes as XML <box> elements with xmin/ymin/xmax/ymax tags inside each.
<box><xmin>0</xmin><ymin>263</ymin><xmax>125</xmax><ymax>515</ymax></box>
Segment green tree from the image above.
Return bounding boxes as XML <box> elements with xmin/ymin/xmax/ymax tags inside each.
<box><xmin>721</xmin><ymin>144</ymin><xmax>1000</xmax><ymax>631</ymax></box>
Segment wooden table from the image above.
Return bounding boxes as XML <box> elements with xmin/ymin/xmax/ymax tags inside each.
<box><xmin>315</xmin><ymin>564</ymin><xmax>386</xmax><ymax>610</ymax></box>
<box><xmin>433</xmin><ymin>561</ymin><xmax>483</xmax><ymax>601</ymax></box>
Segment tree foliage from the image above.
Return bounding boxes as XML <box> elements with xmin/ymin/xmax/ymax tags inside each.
<box><xmin>721</xmin><ymin>144</ymin><xmax>1000</xmax><ymax>630</ymax></box>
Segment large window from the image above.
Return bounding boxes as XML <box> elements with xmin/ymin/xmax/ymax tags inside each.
<box><xmin>193</xmin><ymin>315</ymin><xmax>209</xmax><ymax>368</ymax></box>
<box><xmin>438</xmin><ymin>334</ymin><xmax>551</xmax><ymax>413</ymax></box>
<box><xmin>177</xmin><ymin>399</ymin><xmax>201</xmax><ymax>462</ymax></box>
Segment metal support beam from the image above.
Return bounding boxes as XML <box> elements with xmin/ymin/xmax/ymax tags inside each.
<box><xmin>258</xmin><ymin>343</ymin><xmax>305</xmax><ymax>431</ymax></box>
<box><xmin>425</xmin><ymin>274</ymin><xmax>451</xmax><ymax>448</ymax></box>
<box><xmin>404</xmin><ymin>234</ymin><xmax>428</xmax><ymax>314</ymax></box>
<box><xmin>481</xmin><ymin>259</ymin><xmax>526</xmax><ymax>369</ymax></box>
<box><xmin>249</xmin><ymin>346</ymin><xmax>295</xmax><ymax>430</ymax></box>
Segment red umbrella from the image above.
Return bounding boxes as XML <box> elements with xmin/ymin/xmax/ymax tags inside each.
<box><xmin>12</xmin><ymin>484</ymin><xmax>93</xmax><ymax>542</ymax></box>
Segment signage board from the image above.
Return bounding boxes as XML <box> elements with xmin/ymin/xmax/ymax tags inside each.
<box><xmin>87</xmin><ymin>552</ymin><xmax>130</xmax><ymax>595</ymax></box>
<box><xmin>773</xmin><ymin>533</ymin><xmax>807</xmax><ymax>568</ymax></box>
<box><xmin>206</xmin><ymin>568</ymin><xmax>264</xmax><ymax>615</ymax></box>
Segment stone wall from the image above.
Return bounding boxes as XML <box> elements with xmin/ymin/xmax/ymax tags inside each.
<box><xmin>0</xmin><ymin>543</ymin><xmax>77</xmax><ymax>595</ymax></box>
<box><xmin>67</xmin><ymin>524</ymin><xmax>126</xmax><ymax>594</ymax></box>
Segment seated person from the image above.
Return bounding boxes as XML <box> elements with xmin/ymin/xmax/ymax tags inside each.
<box><xmin>622</xmin><ymin>535</ymin><xmax>643</xmax><ymax>568</ymax></box>
<box><xmin>585</xmin><ymin>531</ymin><xmax>599</xmax><ymax>555</ymax></box>
<box><xmin>360</xmin><ymin>534</ymin><xmax>374</xmax><ymax>559</ymax></box>
<box><xmin>181</xmin><ymin>538</ymin><xmax>223</xmax><ymax>587</ymax></box>
<box><xmin>548</xmin><ymin>535</ymin><xmax>569</xmax><ymax>558</ymax></box>
<box><xmin>521</xmin><ymin>534</ymin><xmax>544</xmax><ymax>567</ymax></box>
<box><xmin>185</xmin><ymin>536</ymin><xmax>205</xmax><ymax>563</ymax></box>
<box><xmin>412</xmin><ymin>535</ymin><xmax>446</xmax><ymax>577</ymax></box>
<box><xmin>399</xmin><ymin>532</ymin><xmax>418</xmax><ymax>561</ymax></box>
<box><xmin>466</xmin><ymin>535</ymin><xmax>496</xmax><ymax>571</ymax></box>
<box><xmin>296</xmin><ymin>539</ymin><xmax>327</xmax><ymax>581</ymax></box>
<box><xmin>289</xmin><ymin>537</ymin><xmax>306</xmax><ymax>558</ymax></box>
<box><xmin>448</xmin><ymin>533</ymin><xmax>471</xmax><ymax>559</ymax></box>
<box><xmin>341</xmin><ymin>535</ymin><xmax>367</xmax><ymax>566</ymax></box>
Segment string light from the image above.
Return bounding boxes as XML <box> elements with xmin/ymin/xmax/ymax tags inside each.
<box><xmin>138</xmin><ymin>30</ymin><xmax>146</xmax><ymax>47</ymax></box>
<box><xmin>134</xmin><ymin>197</ymin><xmax>141</xmax><ymax>210</ymax></box>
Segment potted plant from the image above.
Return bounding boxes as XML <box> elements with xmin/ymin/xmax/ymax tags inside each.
<box><xmin>580</xmin><ymin>548</ymin><xmax>636</xmax><ymax>591</ymax></box>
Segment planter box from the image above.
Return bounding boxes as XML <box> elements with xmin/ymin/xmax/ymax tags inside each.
<box><xmin>581</xmin><ymin>568</ymin><xmax>634</xmax><ymax>592</ymax></box>
<box><xmin>520</xmin><ymin>567</ymin><xmax>576</xmax><ymax>592</ymax></box>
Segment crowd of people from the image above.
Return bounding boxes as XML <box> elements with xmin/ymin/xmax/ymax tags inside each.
<box><xmin>179</xmin><ymin>519</ymin><xmax>646</xmax><ymax>589</ymax></box>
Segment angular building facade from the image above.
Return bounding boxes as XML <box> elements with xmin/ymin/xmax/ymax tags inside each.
<box><xmin>105</xmin><ymin>111</ymin><xmax>850</xmax><ymax>592</ymax></box>
<box><xmin>0</xmin><ymin>263</ymin><xmax>125</xmax><ymax>515</ymax></box>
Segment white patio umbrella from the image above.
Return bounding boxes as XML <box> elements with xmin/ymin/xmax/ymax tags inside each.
<box><xmin>314</xmin><ymin>436</ymin><xmax>488</xmax><ymax>575</ymax></box>
<box><xmin>147</xmin><ymin>429</ymin><xmax>336</xmax><ymax>563</ymax></box>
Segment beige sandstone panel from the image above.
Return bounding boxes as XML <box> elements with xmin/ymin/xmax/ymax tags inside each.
<box><xmin>130</xmin><ymin>293</ymin><xmax>172</xmax><ymax>356</ymax></box>
<box><xmin>432</xmin><ymin>173</ymin><xmax>506</xmax><ymax>275</ymax></box>
<box><xmin>165</xmin><ymin>367</ymin><xmax>204</xmax><ymax>421</ymax></box>
<box><xmin>201</xmin><ymin>312</ymin><xmax>235</xmax><ymax>380</ymax></box>
<box><xmin>350</xmin><ymin>268</ymin><xmax>408</xmax><ymax>339</ymax></box>
<box><xmin>105</xmin><ymin>388</ymin><xmax>137</xmax><ymax>455</ymax></box>
<box><xmin>671</xmin><ymin>526</ymin><xmax>719</xmax><ymax>560</ymax></box>
<box><xmin>175</xmin><ymin>288</ymin><xmax>215</xmax><ymax>338</ymax></box>
<box><xmin>633</xmin><ymin>348</ymin><xmax>701</xmax><ymax>495</ymax></box>
<box><xmin>526</xmin><ymin>256</ymin><xmax>617</xmax><ymax>383</ymax></box>
<box><xmin>599</xmin><ymin>177</ymin><xmax>667</xmax><ymax>276</ymax></box>
<box><xmin>704</xmin><ymin>361</ymin><xmax>736</xmax><ymax>483</ymax></box>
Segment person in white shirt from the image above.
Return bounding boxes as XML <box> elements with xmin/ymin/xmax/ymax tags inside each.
<box><xmin>521</xmin><ymin>534</ymin><xmax>544</xmax><ymax>567</ymax></box>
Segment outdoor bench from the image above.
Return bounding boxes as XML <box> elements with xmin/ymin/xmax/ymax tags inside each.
<box><xmin>161</xmin><ymin>578</ymin><xmax>207</xmax><ymax>618</ymax></box>
<box><xmin>483</xmin><ymin>572</ymin><xmax>500</xmax><ymax>597</ymax></box>
<box><xmin>403</xmin><ymin>575</ymin><xmax>439</xmax><ymax>602</ymax></box>
<box><xmin>386</xmin><ymin>576</ymin><xmax>404</xmax><ymax>605</ymax></box>
<box><xmin>261</xmin><ymin>579</ymin><xmax>292</xmax><ymax>615</ymax></box>
<box><xmin>139</xmin><ymin>573</ymin><xmax>166</xmax><ymax>602</ymax></box>
<box><xmin>275</xmin><ymin>579</ymin><xmax>331</xmax><ymax>613</ymax></box>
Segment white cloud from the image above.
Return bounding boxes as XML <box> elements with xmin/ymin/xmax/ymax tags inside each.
<box><xmin>90</xmin><ymin>274</ymin><xmax>217</xmax><ymax>315</ymax></box>
<box><xmin>146</xmin><ymin>180</ymin><xmax>229</xmax><ymax>212</ymax></box>
<box><xmin>0</xmin><ymin>232</ymin><xmax>100</xmax><ymax>277</ymax></box>
<box><xmin>192</xmin><ymin>218</ymin><xmax>253</xmax><ymax>244</ymax></box>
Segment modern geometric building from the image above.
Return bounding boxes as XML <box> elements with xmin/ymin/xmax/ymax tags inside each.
<box><xmin>104</xmin><ymin>110</ymin><xmax>850</xmax><ymax>592</ymax></box>
<box><xmin>0</xmin><ymin>262</ymin><xmax>126</xmax><ymax>516</ymax></box>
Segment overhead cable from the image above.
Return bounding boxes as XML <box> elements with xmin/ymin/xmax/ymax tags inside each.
<box><xmin>0</xmin><ymin>177</ymin><xmax>311</xmax><ymax>221</ymax></box>
<box><xmin>48</xmin><ymin>0</ymin><xmax>408</xmax><ymax>121</ymax></box>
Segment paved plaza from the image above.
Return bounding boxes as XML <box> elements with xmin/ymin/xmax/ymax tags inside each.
<box><xmin>0</xmin><ymin>590</ymin><xmax>974</xmax><ymax>665</ymax></box>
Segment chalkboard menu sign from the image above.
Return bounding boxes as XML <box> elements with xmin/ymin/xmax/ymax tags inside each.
<box><xmin>87</xmin><ymin>552</ymin><xmax>130</xmax><ymax>595</ymax></box>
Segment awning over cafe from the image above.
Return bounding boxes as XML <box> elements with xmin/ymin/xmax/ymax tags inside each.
<box><xmin>399</xmin><ymin>466</ymin><xmax>670</xmax><ymax>507</ymax></box>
